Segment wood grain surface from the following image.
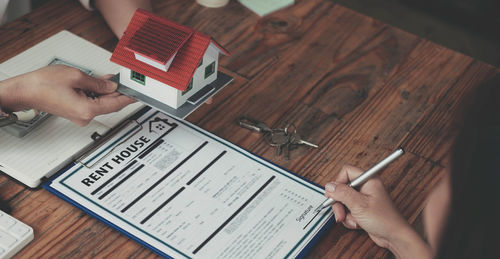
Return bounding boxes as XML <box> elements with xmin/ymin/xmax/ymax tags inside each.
<box><xmin>0</xmin><ymin>0</ymin><xmax>497</xmax><ymax>258</ymax></box>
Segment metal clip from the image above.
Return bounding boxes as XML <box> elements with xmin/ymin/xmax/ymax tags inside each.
<box><xmin>76</xmin><ymin>120</ymin><xmax>142</xmax><ymax>169</ymax></box>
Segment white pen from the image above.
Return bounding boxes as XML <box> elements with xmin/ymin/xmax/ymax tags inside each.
<box><xmin>315</xmin><ymin>147</ymin><xmax>405</xmax><ymax>212</ymax></box>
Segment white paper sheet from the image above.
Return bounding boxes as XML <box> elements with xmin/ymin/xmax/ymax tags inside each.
<box><xmin>239</xmin><ymin>0</ymin><xmax>294</xmax><ymax>16</ymax></box>
<box><xmin>49</xmin><ymin>110</ymin><xmax>333</xmax><ymax>258</ymax></box>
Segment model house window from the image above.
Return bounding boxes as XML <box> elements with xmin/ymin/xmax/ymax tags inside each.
<box><xmin>182</xmin><ymin>79</ymin><xmax>193</xmax><ymax>96</ymax></box>
<box><xmin>205</xmin><ymin>61</ymin><xmax>215</xmax><ymax>79</ymax></box>
<box><xmin>130</xmin><ymin>70</ymin><xmax>146</xmax><ymax>85</ymax></box>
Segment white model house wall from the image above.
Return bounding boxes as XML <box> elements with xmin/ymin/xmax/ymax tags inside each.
<box><xmin>176</xmin><ymin>44</ymin><xmax>220</xmax><ymax>105</ymax></box>
<box><xmin>119</xmin><ymin>44</ymin><xmax>221</xmax><ymax>109</ymax></box>
<box><xmin>119</xmin><ymin>66</ymin><xmax>179</xmax><ymax>107</ymax></box>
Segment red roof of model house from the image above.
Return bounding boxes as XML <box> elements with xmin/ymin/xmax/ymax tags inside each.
<box><xmin>110</xmin><ymin>9</ymin><xmax>230</xmax><ymax>91</ymax></box>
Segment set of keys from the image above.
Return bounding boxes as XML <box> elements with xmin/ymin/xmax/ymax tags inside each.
<box><xmin>237</xmin><ymin>116</ymin><xmax>319</xmax><ymax>159</ymax></box>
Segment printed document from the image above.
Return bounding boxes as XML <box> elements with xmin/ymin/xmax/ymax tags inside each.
<box><xmin>49</xmin><ymin>109</ymin><xmax>333</xmax><ymax>258</ymax></box>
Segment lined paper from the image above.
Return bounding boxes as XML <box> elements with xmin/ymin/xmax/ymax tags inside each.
<box><xmin>0</xmin><ymin>116</ymin><xmax>108</xmax><ymax>187</ymax></box>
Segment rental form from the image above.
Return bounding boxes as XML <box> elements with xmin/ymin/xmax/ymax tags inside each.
<box><xmin>49</xmin><ymin>110</ymin><xmax>333</xmax><ymax>258</ymax></box>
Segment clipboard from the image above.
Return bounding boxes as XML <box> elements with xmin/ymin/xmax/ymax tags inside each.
<box><xmin>42</xmin><ymin>109</ymin><xmax>335</xmax><ymax>258</ymax></box>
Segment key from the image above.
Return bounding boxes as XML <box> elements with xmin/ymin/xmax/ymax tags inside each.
<box><xmin>271</xmin><ymin>131</ymin><xmax>290</xmax><ymax>156</ymax></box>
<box><xmin>284</xmin><ymin>141</ymin><xmax>291</xmax><ymax>160</ymax></box>
<box><xmin>284</xmin><ymin>123</ymin><xmax>297</xmax><ymax>136</ymax></box>
<box><xmin>276</xmin><ymin>144</ymin><xmax>283</xmax><ymax>156</ymax></box>
<box><xmin>290</xmin><ymin>132</ymin><xmax>319</xmax><ymax>148</ymax></box>
<box><xmin>264</xmin><ymin>130</ymin><xmax>290</xmax><ymax>157</ymax></box>
<box><xmin>237</xmin><ymin>117</ymin><xmax>272</xmax><ymax>133</ymax></box>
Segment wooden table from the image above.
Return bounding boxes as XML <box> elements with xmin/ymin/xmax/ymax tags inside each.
<box><xmin>0</xmin><ymin>0</ymin><xmax>497</xmax><ymax>258</ymax></box>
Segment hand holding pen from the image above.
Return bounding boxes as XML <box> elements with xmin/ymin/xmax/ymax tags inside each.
<box><xmin>321</xmin><ymin>148</ymin><xmax>424</xmax><ymax>251</ymax></box>
<box><xmin>316</xmin><ymin>148</ymin><xmax>404</xmax><ymax>212</ymax></box>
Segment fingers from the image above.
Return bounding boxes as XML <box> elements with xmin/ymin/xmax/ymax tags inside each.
<box><xmin>330</xmin><ymin>197</ymin><xmax>359</xmax><ymax>228</ymax></box>
<box><xmin>103</xmin><ymin>92</ymin><xmax>122</xmax><ymax>98</ymax></box>
<box><xmin>75</xmin><ymin>72</ymin><xmax>117</xmax><ymax>94</ymax></box>
<box><xmin>21</xmin><ymin>66</ymin><xmax>132</xmax><ymax>126</ymax></box>
<box><xmin>334</xmin><ymin>164</ymin><xmax>386</xmax><ymax>195</ymax></box>
<box><xmin>335</xmin><ymin>165</ymin><xmax>365</xmax><ymax>184</ymax></box>
<box><xmin>325</xmin><ymin>182</ymin><xmax>368</xmax><ymax>211</ymax></box>
<box><xmin>99</xmin><ymin>74</ymin><xmax>115</xmax><ymax>80</ymax></box>
<box><xmin>360</xmin><ymin>175</ymin><xmax>386</xmax><ymax>194</ymax></box>
<box><xmin>331</xmin><ymin>202</ymin><xmax>346</xmax><ymax>223</ymax></box>
<box><xmin>92</xmin><ymin>94</ymin><xmax>136</xmax><ymax>115</ymax></box>
<box><xmin>69</xmin><ymin>94</ymin><xmax>135</xmax><ymax>126</ymax></box>
<box><xmin>342</xmin><ymin>214</ymin><xmax>359</xmax><ymax>229</ymax></box>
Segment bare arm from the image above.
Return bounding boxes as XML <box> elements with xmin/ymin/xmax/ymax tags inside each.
<box><xmin>94</xmin><ymin>0</ymin><xmax>152</xmax><ymax>39</ymax></box>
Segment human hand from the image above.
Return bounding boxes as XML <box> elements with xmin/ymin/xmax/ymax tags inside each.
<box><xmin>0</xmin><ymin>65</ymin><xmax>135</xmax><ymax>126</ymax></box>
<box><xmin>325</xmin><ymin>165</ymin><xmax>431</xmax><ymax>258</ymax></box>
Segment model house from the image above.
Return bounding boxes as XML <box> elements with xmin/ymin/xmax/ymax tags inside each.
<box><xmin>110</xmin><ymin>9</ymin><xmax>230</xmax><ymax>109</ymax></box>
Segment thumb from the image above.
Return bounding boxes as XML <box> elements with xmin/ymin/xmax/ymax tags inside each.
<box><xmin>90</xmin><ymin>94</ymin><xmax>136</xmax><ymax>115</ymax></box>
<box><xmin>77</xmin><ymin>75</ymin><xmax>117</xmax><ymax>94</ymax></box>
<box><xmin>325</xmin><ymin>182</ymin><xmax>367</xmax><ymax>211</ymax></box>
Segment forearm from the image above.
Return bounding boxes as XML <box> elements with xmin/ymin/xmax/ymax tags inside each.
<box><xmin>388</xmin><ymin>224</ymin><xmax>432</xmax><ymax>259</ymax></box>
<box><xmin>0</xmin><ymin>75</ymin><xmax>31</xmax><ymax>112</ymax></box>
<box><xmin>94</xmin><ymin>0</ymin><xmax>152</xmax><ymax>39</ymax></box>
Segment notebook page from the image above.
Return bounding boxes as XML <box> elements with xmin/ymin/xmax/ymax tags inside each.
<box><xmin>0</xmin><ymin>30</ymin><xmax>116</xmax><ymax>77</ymax></box>
<box><xmin>0</xmin><ymin>116</ymin><xmax>108</xmax><ymax>187</ymax></box>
